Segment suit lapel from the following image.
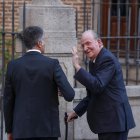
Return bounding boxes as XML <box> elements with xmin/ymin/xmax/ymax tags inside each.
<box><xmin>89</xmin><ymin>61</ymin><xmax>95</xmax><ymax>75</ymax></box>
<box><xmin>89</xmin><ymin>48</ymin><xmax>106</xmax><ymax>75</ymax></box>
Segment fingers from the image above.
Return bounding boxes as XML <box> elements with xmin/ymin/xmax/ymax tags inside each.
<box><xmin>71</xmin><ymin>47</ymin><xmax>79</xmax><ymax>61</ymax></box>
<box><xmin>67</xmin><ymin>112</ymin><xmax>78</xmax><ymax>122</ymax></box>
<box><xmin>67</xmin><ymin>116</ymin><xmax>77</xmax><ymax>122</ymax></box>
<box><xmin>58</xmin><ymin>88</ymin><xmax>63</xmax><ymax>97</ymax></box>
<box><xmin>71</xmin><ymin>46</ymin><xmax>81</xmax><ymax>71</ymax></box>
<box><xmin>71</xmin><ymin>47</ymin><xmax>78</xmax><ymax>55</ymax></box>
<box><xmin>67</xmin><ymin>114</ymin><xmax>73</xmax><ymax>122</ymax></box>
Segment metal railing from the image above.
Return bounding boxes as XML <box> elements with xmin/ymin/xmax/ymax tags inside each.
<box><xmin>80</xmin><ymin>0</ymin><xmax>140</xmax><ymax>85</ymax></box>
<box><xmin>0</xmin><ymin>1</ymin><xmax>26</xmax><ymax>139</ymax></box>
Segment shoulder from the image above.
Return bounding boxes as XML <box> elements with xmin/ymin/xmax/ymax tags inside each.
<box><xmin>40</xmin><ymin>55</ymin><xmax>60</xmax><ymax>69</ymax></box>
<box><xmin>97</xmin><ymin>48</ymin><xmax>113</xmax><ymax>62</ymax></box>
<box><xmin>95</xmin><ymin>48</ymin><xmax>119</xmax><ymax>70</ymax></box>
<box><xmin>100</xmin><ymin>48</ymin><xmax>118</xmax><ymax>63</ymax></box>
<box><xmin>101</xmin><ymin>49</ymin><xmax>122</xmax><ymax>71</ymax></box>
<box><xmin>42</xmin><ymin>55</ymin><xmax>59</xmax><ymax>64</ymax></box>
<box><xmin>7</xmin><ymin>57</ymin><xmax>22</xmax><ymax>67</ymax></box>
<box><xmin>8</xmin><ymin>56</ymin><xmax>23</xmax><ymax>66</ymax></box>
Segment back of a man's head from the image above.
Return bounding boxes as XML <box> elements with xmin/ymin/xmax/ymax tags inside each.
<box><xmin>17</xmin><ymin>26</ymin><xmax>43</xmax><ymax>49</ymax></box>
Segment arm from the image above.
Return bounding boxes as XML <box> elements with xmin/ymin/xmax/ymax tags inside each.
<box><xmin>71</xmin><ymin>47</ymin><xmax>115</xmax><ymax>94</ymax></box>
<box><xmin>74</xmin><ymin>89</ymin><xmax>90</xmax><ymax>116</ymax></box>
<box><xmin>54</xmin><ymin>60</ymin><xmax>75</xmax><ymax>101</ymax></box>
<box><xmin>4</xmin><ymin>61</ymin><xmax>15</xmax><ymax>134</ymax></box>
<box><xmin>67</xmin><ymin>90</ymin><xmax>90</xmax><ymax>122</ymax></box>
<box><xmin>74</xmin><ymin>57</ymin><xmax>115</xmax><ymax>94</ymax></box>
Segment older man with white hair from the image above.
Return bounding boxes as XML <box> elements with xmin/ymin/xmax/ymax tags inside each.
<box><xmin>67</xmin><ymin>30</ymin><xmax>135</xmax><ymax>140</ymax></box>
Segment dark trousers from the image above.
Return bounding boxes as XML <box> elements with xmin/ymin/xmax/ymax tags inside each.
<box><xmin>15</xmin><ymin>138</ymin><xmax>58</xmax><ymax>140</ymax></box>
<box><xmin>98</xmin><ymin>131</ymin><xmax>128</xmax><ymax>140</ymax></box>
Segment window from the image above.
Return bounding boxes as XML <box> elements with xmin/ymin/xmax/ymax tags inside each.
<box><xmin>111</xmin><ymin>0</ymin><xmax>127</xmax><ymax>16</ymax></box>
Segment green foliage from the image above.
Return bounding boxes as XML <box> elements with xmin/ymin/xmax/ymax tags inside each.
<box><xmin>0</xmin><ymin>34</ymin><xmax>12</xmax><ymax>62</ymax></box>
<box><xmin>0</xmin><ymin>30</ymin><xmax>15</xmax><ymax>82</ymax></box>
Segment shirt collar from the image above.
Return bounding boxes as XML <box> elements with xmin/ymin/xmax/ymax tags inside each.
<box><xmin>92</xmin><ymin>46</ymin><xmax>104</xmax><ymax>63</ymax></box>
<box><xmin>27</xmin><ymin>49</ymin><xmax>41</xmax><ymax>53</ymax></box>
<box><xmin>93</xmin><ymin>58</ymin><xmax>96</xmax><ymax>63</ymax></box>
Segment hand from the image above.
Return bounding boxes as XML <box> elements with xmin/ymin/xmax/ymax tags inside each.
<box><xmin>67</xmin><ymin>111</ymin><xmax>78</xmax><ymax>122</ymax></box>
<box><xmin>7</xmin><ymin>133</ymin><xmax>13</xmax><ymax>140</ymax></box>
<box><xmin>58</xmin><ymin>88</ymin><xmax>63</xmax><ymax>97</ymax></box>
<box><xmin>71</xmin><ymin>47</ymin><xmax>81</xmax><ymax>71</ymax></box>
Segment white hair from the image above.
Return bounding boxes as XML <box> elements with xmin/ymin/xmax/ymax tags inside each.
<box><xmin>82</xmin><ymin>30</ymin><xmax>99</xmax><ymax>40</ymax></box>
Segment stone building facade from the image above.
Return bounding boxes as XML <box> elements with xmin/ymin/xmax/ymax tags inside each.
<box><xmin>0</xmin><ymin>0</ymin><xmax>92</xmax><ymax>69</ymax></box>
<box><xmin>0</xmin><ymin>0</ymin><xmax>91</xmax><ymax>39</ymax></box>
<box><xmin>0</xmin><ymin>1</ymin><xmax>140</xmax><ymax>140</ymax></box>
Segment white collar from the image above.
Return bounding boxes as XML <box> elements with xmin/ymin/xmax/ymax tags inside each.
<box><xmin>93</xmin><ymin>58</ymin><xmax>96</xmax><ymax>63</ymax></box>
<box><xmin>27</xmin><ymin>49</ymin><xmax>41</xmax><ymax>53</ymax></box>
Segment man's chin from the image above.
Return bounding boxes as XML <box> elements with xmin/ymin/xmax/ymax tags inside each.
<box><xmin>89</xmin><ymin>56</ymin><xmax>95</xmax><ymax>60</ymax></box>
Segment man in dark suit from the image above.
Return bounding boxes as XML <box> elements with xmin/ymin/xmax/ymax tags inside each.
<box><xmin>4</xmin><ymin>26</ymin><xmax>75</xmax><ymax>140</ymax></box>
<box><xmin>67</xmin><ymin>30</ymin><xmax>135</xmax><ymax>140</ymax></box>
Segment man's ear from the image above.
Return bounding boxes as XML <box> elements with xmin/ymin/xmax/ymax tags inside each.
<box><xmin>36</xmin><ymin>41</ymin><xmax>42</xmax><ymax>49</ymax></box>
<box><xmin>97</xmin><ymin>39</ymin><xmax>103</xmax><ymax>47</ymax></box>
<box><xmin>38</xmin><ymin>41</ymin><xmax>42</xmax><ymax>45</ymax></box>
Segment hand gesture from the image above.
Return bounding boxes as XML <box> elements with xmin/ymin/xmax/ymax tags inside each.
<box><xmin>71</xmin><ymin>47</ymin><xmax>81</xmax><ymax>71</ymax></box>
<box><xmin>58</xmin><ymin>88</ymin><xmax>63</xmax><ymax>97</ymax></box>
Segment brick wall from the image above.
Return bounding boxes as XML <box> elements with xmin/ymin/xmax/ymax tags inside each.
<box><xmin>0</xmin><ymin>0</ymin><xmax>91</xmax><ymax>66</ymax></box>
<box><xmin>62</xmin><ymin>0</ymin><xmax>91</xmax><ymax>39</ymax></box>
<box><xmin>0</xmin><ymin>0</ymin><xmax>91</xmax><ymax>38</ymax></box>
<box><xmin>0</xmin><ymin>0</ymin><xmax>32</xmax><ymax>31</ymax></box>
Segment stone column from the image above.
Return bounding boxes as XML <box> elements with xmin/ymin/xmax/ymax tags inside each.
<box><xmin>93</xmin><ymin>0</ymin><xmax>101</xmax><ymax>32</ymax></box>
<box><xmin>18</xmin><ymin>0</ymin><xmax>77</xmax><ymax>139</ymax></box>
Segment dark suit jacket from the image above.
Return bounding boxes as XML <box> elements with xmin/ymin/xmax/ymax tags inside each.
<box><xmin>4</xmin><ymin>51</ymin><xmax>75</xmax><ymax>138</ymax></box>
<box><xmin>74</xmin><ymin>48</ymin><xmax>135</xmax><ymax>134</ymax></box>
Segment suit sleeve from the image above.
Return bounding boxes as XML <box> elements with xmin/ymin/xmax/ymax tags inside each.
<box><xmin>4</xmin><ymin>61</ymin><xmax>15</xmax><ymax>133</ymax></box>
<box><xmin>74</xmin><ymin>89</ymin><xmax>91</xmax><ymax>117</ymax></box>
<box><xmin>74</xmin><ymin>57</ymin><xmax>115</xmax><ymax>95</ymax></box>
<box><xmin>53</xmin><ymin>60</ymin><xmax>75</xmax><ymax>101</ymax></box>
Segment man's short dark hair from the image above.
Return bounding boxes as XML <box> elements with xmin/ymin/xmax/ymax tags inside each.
<box><xmin>17</xmin><ymin>26</ymin><xmax>43</xmax><ymax>49</ymax></box>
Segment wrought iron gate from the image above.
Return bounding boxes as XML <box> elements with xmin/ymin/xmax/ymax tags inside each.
<box><xmin>0</xmin><ymin>1</ymin><xmax>26</xmax><ymax>140</ymax></box>
<box><xmin>81</xmin><ymin>0</ymin><xmax>140</xmax><ymax>85</ymax></box>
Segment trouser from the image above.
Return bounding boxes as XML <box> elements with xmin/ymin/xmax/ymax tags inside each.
<box><xmin>98</xmin><ymin>131</ymin><xmax>128</xmax><ymax>140</ymax></box>
<box><xmin>15</xmin><ymin>138</ymin><xmax>58</xmax><ymax>140</ymax></box>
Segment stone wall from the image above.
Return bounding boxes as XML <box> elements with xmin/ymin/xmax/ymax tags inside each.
<box><xmin>0</xmin><ymin>0</ymin><xmax>91</xmax><ymax>38</ymax></box>
<box><xmin>0</xmin><ymin>0</ymin><xmax>91</xmax><ymax>67</ymax></box>
<box><xmin>0</xmin><ymin>0</ymin><xmax>32</xmax><ymax>31</ymax></box>
<box><xmin>17</xmin><ymin>1</ymin><xmax>77</xmax><ymax>139</ymax></box>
